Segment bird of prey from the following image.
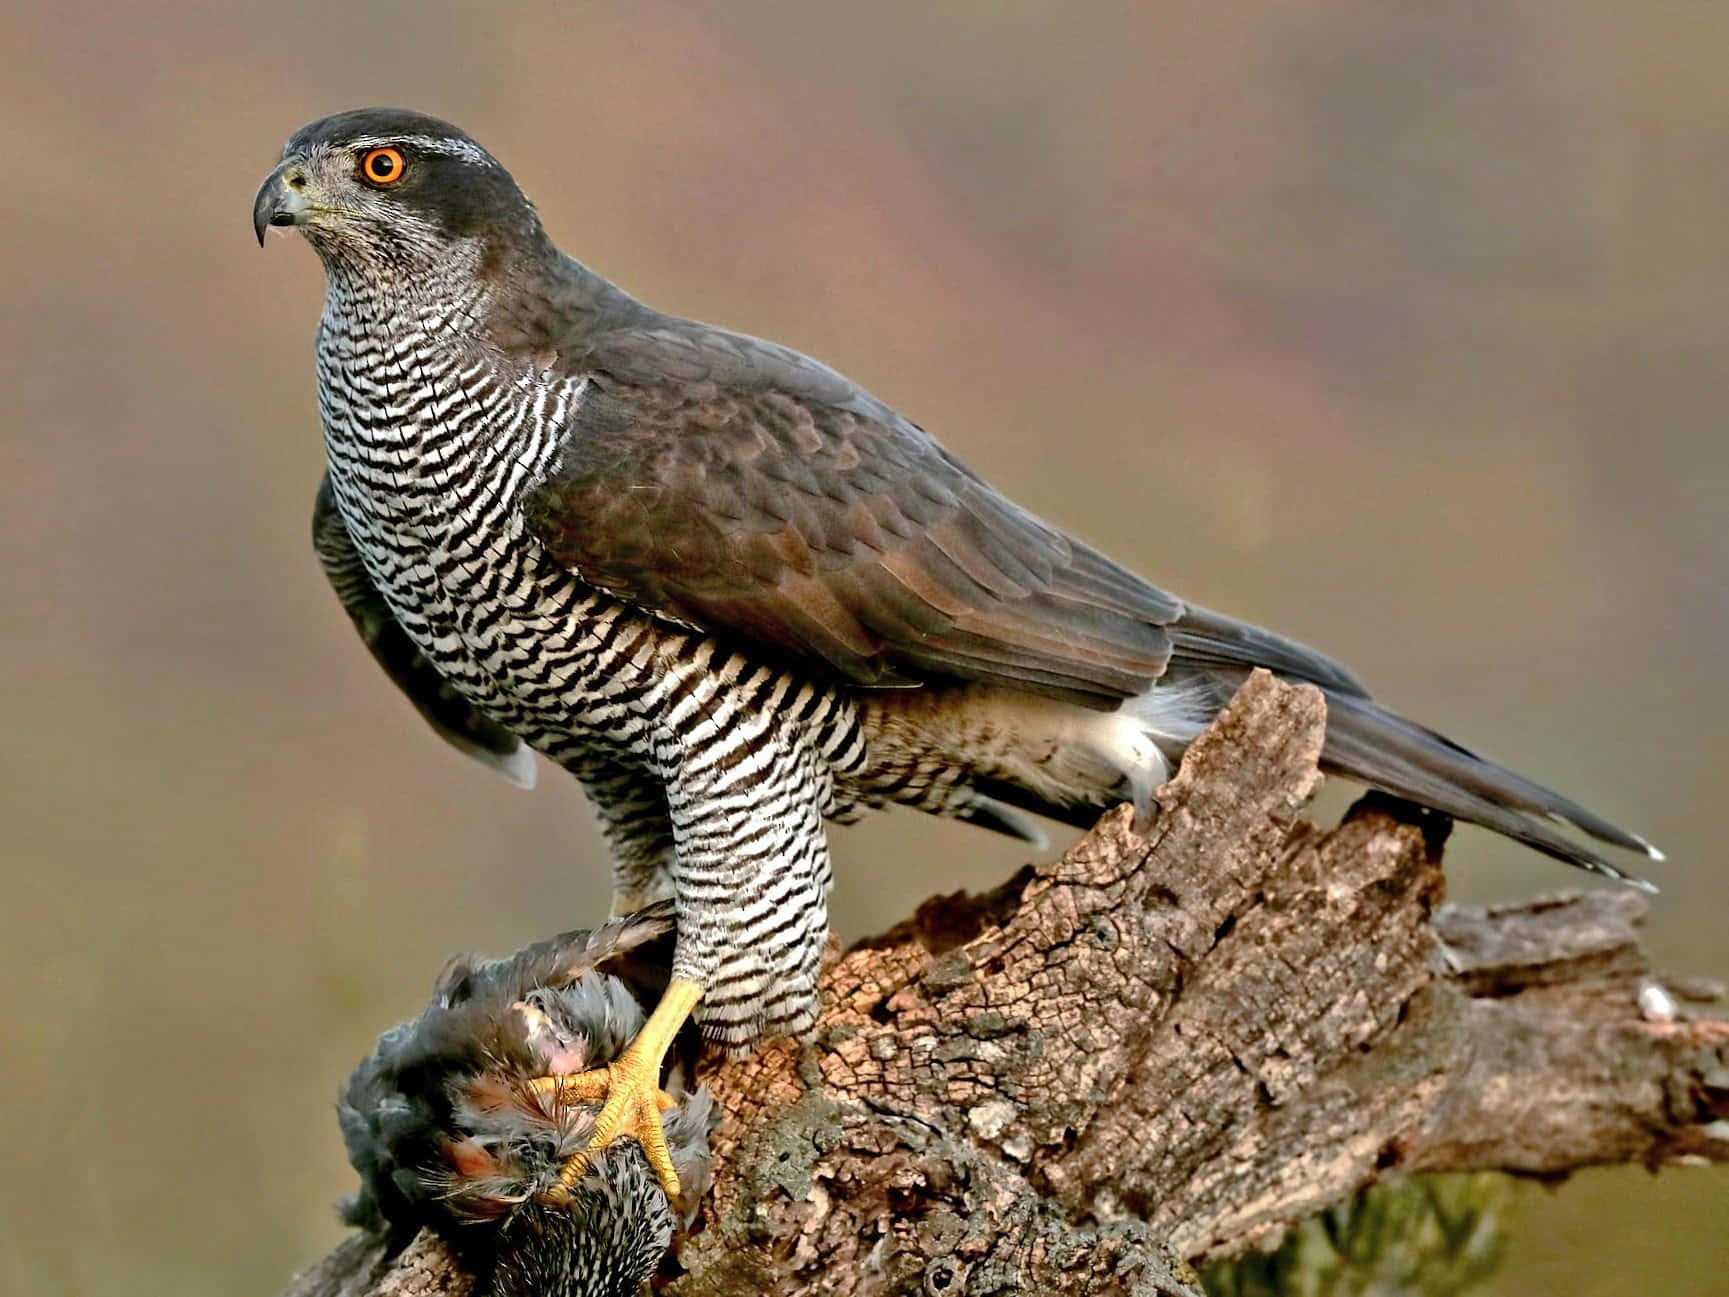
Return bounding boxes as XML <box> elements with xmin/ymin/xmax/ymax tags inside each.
<box><xmin>338</xmin><ymin>903</ymin><xmax>716</xmax><ymax>1297</ymax></box>
<box><xmin>256</xmin><ymin>107</ymin><xmax>1661</xmax><ymax>1199</ymax></box>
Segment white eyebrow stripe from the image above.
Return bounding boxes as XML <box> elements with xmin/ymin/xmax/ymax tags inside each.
<box><xmin>344</xmin><ymin>135</ymin><xmax>497</xmax><ymax>165</ymax></box>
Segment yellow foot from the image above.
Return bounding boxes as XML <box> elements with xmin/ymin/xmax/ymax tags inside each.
<box><xmin>527</xmin><ymin>1068</ymin><xmax>676</xmax><ymax>1112</ymax></box>
<box><xmin>526</xmin><ymin>976</ymin><xmax>703</xmax><ymax>1202</ymax></box>
<box><xmin>536</xmin><ymin>1054</ymin><xmax>682</xmax><ymax>1199</ymax></box>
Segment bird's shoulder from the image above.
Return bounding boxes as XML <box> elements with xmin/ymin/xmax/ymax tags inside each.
<box><xmin>512</xmin><ymin>268</ymin><xmax>903</xmax><ymax>423</ymax></box>
<box><xmin>522</xmin><ymin>300</ymin><xmax>995</xmax><ymax>581</ymax></box>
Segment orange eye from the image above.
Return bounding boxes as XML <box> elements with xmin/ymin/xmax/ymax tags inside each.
<box><xmin>360</xmin><ymin>147</ymin><xmax>406</xmax><ymax>186</ymax></box>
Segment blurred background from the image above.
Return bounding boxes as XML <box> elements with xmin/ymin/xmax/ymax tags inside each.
<box><xmin>2</xmin><ymin>2</ymin><xmax>1724</xmax><ymax>1293</ymax></box>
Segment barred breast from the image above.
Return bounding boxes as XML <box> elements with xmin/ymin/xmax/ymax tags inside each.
<box><xmin>312</xmin><ymin>275</ymin><xmax>870</xmax><ymax>799</ymax></box>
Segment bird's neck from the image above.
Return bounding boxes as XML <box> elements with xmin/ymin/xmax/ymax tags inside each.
<box><xmin>314</xmin><ymin>242</ymin><xmax>584</xmax><ymax>544</ymax></box>
<box><xmin>313</xmin><ymin>229</ymin><xmax>642</xmax><ymax>367</ymax></box>
<box><xmin>315</xmin><ymin>237</ymin><xmax>482</xmax><ymax>334</ymax></box>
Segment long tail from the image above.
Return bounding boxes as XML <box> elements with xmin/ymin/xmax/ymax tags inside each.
<box><xmin>959</xmin><ymin>671</ymin><xmax>1662</xmax><ymax>889</ymax></box>
<box><xmin>1316</xmin><ymin>689</ymin><xmax>1661</xmax><ymax>888</ymax></box>
<box><xmin>870</xmin><ymin>670</ymin><xmax>1662</xmax><ymax>887</ymax></box>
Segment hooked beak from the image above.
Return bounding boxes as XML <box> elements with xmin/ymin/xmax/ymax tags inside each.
<box><xmin>253</xmin><ymin>162</ymin><xmax>313</xmax><ymax>246</ymax></box>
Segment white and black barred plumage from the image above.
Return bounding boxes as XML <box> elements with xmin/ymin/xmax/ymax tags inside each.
<box><xmin>260</xmin><ymin>107</ymin><xmax>1661</xmax><ymax>1050</ymax></box>
<box><xmin>338</xmin><ymin>904</ymin><xmax>715</xmax><ymax>1297</ymax></box>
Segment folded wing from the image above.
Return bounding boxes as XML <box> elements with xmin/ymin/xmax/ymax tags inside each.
<box><xmin>524</xmin><ymin>349</ymin><xmax>1184</xmax><ymax>708</ymax></box>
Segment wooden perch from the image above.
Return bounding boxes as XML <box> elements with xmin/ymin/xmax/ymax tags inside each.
<box><xmin>285</xmin><ymin>672</ymin><xmax>1729</xmax><ymax>1297</ymax></box>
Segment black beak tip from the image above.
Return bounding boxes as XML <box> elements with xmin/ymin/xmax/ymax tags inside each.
<box><xmin>253</xmin><ymin>165</ymin><xmax>300</xmax><ymax>248</ymax></box>
<box><xmin>256</xmin><ymin>209</ymin><xmax>297</xmax><ymax>247</ymax></box>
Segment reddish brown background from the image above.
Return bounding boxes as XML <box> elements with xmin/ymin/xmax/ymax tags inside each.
<box><xmin>2</xmin><ymin>3</ymin><xmax>1724</xmax><ymax>1293</ymax></box>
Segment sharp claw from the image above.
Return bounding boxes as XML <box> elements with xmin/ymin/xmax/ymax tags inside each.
<box><xmin>535</xmin><ymin>1062</ymin><xmax>684</xmax><ymax>1200</ymax></box>
<box><xmin>592</xmin><ymin>1078</ymin><xmax>683</xmax><ymax>1199</ymax></box>
<box><xmin>535</xmin><ymin>977</ymin><xmax>703</xmax><ymax>1204</ymax></box>
<box><xmin>650</xmin><ymin>1160</ymin><xmax>681</xmax><ymax>1198</ymax></box>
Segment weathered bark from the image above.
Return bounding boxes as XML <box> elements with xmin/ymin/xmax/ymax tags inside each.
<box><xmin>285</xmin><ymin>672</ymin><xmax>1728</xmax><ymax>1297</ymax></box>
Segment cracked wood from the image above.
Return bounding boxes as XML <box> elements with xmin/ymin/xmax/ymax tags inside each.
<box><xmin>284</xmin><ymin>671</ymin><xmax>1728</xmax><ymax>1297</ymax></box>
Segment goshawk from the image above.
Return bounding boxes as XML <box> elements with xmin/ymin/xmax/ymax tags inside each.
<box><xmin>255</xmin><ymin>107</ymin><xmax>1660</xmax><ymax>1197</ymax></box>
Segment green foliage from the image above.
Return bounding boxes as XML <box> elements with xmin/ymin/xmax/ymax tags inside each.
<box><xmin>1203</xmin><ymin>1175</ymin><xmax>1510</xmax><ymax>1297</ymax></box>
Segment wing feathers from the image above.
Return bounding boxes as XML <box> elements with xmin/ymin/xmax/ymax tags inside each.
<box><xmin>524</xmin><ymin>328</ymin><xmax>1388</xmax><ymax>711</ymax></box>
<box><xmin>313</xmin><ymin>475</ymin><xmax>535</xmax><ymax>785</ymax></box>
<box><xmin>526</xmin><ymin>375</ymin><xmax>1186</xmax><ymax>703</ymax></box>
<box><xmin>923</xmin><ymin>520</ymin><xmax>1035</xmax><ymax>600</ymax></box>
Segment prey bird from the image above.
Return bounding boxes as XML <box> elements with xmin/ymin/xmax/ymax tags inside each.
<box><xmin>339</xmin><ymin>903</ymin><xmax>715</xmax><ymax>1296</ymax></box>
<box><xmin>255</xmin><ymin>108</ymin><xmax>1661</xmax><ymax>1199</ymax></box>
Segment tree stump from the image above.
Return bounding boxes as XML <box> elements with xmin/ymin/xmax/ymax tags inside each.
<box><xmin>285</xmin><ymin>672</ymin><xmax>1729</xmax><ymax>1297</ymax></box>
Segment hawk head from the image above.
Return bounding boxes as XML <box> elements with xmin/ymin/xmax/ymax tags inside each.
<box><xmin>253</xmin><ymin>108</ymin><xmax>544</xmax><ymax>271</ymax></box>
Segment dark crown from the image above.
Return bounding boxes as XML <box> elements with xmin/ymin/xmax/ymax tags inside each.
<box><xmin>286</xmin><ymin>107</ymin><xmax>487</xmax><ymax>157</ymax></box>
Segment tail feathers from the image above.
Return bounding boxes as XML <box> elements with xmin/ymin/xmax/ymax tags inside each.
<box><xmin>949</xmin><ymin>793</ymin><xmax>1052</xmax><ymax>849</ymax></box>
<box><xmin>448</xmin><ymin>732</ymin><xmax>538</xmax><ymax>789</ymax></box>
<box><xmin>1319</xmin><ymin>690</ymin><xmax>1660</xmax><ymax>890</ymax></box>
<box><xmin>918</xmin><ymin>671</ymin><xmax>1659</xmax><ymax>890</ymax></box>
<box><xmin>966</xmin><ymin>776</ymin><xmax>1104</xmax><ymax>835</ymax></box>
<box><xmin>1171</xmin><ymin>604</ymin><xmax>1372</xmax><ymax>699</ymax></box>
<box><xmin>954</xmin><ymin>676</ymin><xmax>1216</xmax><ymax>832</ymax></box>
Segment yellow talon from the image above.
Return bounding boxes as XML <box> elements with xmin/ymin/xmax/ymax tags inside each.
<box><xmin>529</xmin><ymin>976</ymin><xmax>703</xmax><ymax>1202</ymax></box>
<box><xmin>526</xmin><ymin>1071</ymin><xmax>681</xmax><ymax>1109</ymax></box>
<box><xmin>525</xmin><ymin>1069</ymin><xmax>613</xmax><ymax>1105</ymax></box>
